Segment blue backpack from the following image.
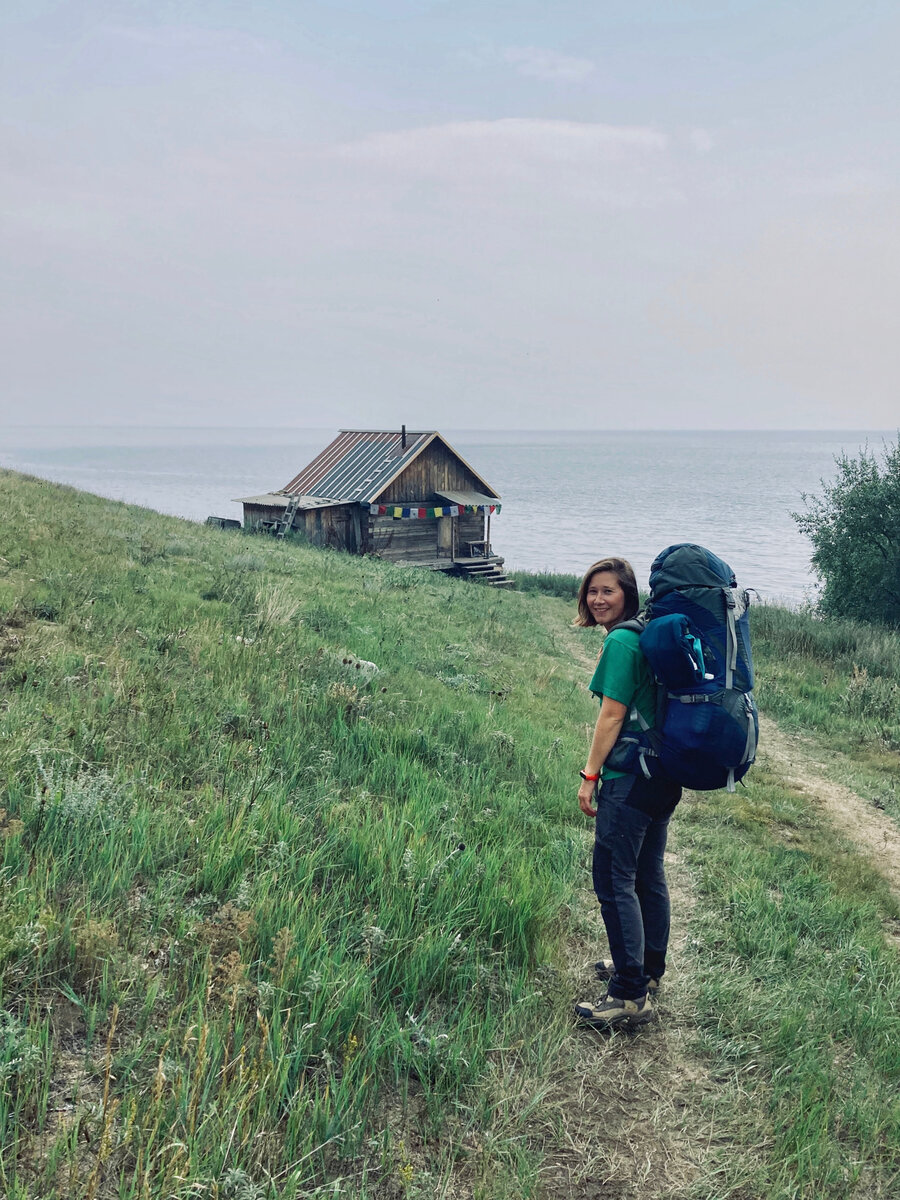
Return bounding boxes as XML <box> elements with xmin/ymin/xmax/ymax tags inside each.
<box><xmin>609</xmin><ymin>544</ymin><xmax>759</xmax><ymax>792</ymax></box>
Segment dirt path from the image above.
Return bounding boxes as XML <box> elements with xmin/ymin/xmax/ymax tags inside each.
<box><xmin>535</xmin><ymin>842</ymin><xmax>716</xmax><ymax>1200</ymax></box>
<box><xmin>538</xmin><ymin>618</ymin><xmax>900</xmax><ymax>1197</ymax></box>
<box><xmin>758</xmin><ymin>713</ymin><xmax>900</xmax><ymax>902</ymax></box>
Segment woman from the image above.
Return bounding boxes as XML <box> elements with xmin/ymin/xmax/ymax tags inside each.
<box><xmin>573</xmin><ymin>557</ymin><xmax>681</xmax><ymax>1030</ymax></box>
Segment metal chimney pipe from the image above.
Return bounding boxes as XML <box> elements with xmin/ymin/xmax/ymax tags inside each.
<box><xmin>401</xmin><ymin>424</ymin><xmax>406</xmax><ymax>449</ymax></box>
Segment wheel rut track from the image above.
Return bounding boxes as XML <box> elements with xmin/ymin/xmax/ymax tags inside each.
<box><xmin>758</xmin><ymin>713</ymin><xmax>900</xmax><ymax>903</ymax></box>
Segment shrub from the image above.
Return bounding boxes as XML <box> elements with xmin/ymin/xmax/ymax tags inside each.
<box><xmin>793</xmin><ymin>436</ymin><xmax>900</xmax><ymax>627</ymax></box>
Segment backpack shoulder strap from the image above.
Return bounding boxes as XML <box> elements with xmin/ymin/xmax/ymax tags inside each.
<box><xmin>608</xmin><ymin>616</ymin><xmax>646</xmax><ymax>635</ymax></box>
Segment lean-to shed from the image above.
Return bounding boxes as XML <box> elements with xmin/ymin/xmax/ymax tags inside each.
<box><xmin>236</xmin><ymin>429</ymin><xmax>508</xmax><ymax>579</ymax></box>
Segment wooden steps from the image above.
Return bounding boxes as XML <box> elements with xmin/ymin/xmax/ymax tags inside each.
<box><xmin>453</xmin><ymin>555</ymin><xmax>515</xmax><ymax>588</ymax></box>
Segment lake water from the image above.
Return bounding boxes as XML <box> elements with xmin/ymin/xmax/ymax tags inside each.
<box><xmin>1</xmin><ymin>426</ymin><xmax>891</xmax><ymax>605</ymax></box>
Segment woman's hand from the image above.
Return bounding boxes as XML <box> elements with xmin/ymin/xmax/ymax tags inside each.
<box><xmin>578</xmin><ymin>778</ymin><xmax>598</xmax><ymax>818</ymax></box>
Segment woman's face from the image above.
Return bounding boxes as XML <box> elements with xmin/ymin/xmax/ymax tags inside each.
<box><xmin>586</xmin><ymin>571</ymin><xmax>627</xmax><ymax>631</ymax></box>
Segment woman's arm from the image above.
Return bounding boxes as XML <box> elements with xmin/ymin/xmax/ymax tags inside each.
<box><xmin>578</xmin><ymin>694</ymin><xmax>628</xmax><ymax>817</ymax></box>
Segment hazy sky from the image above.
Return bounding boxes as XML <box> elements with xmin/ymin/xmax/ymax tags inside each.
<box><xmin>3</xmin><ymin>1</ymin><xmax>899</xmax><ymax>430</ymax></box>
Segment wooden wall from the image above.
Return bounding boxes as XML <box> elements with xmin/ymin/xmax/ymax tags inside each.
<box><xmin>456</xmin><ymin>513</ymin><xmax>485</xmax><ymax>548</ymax></box>
<box><xmin>299</xmin><ymin>505</ymin><xmax>357</xmax><ymax>552</ymax></box>
<box><xmin>368</xmin><ymin>436</ymin><xmax>496</xmax><ymax>561</ymax></box>
<box><xmin>368</xmin><ymin>515</ymin><xmax>440</xmax><ymax>562</ymax></box>
<box><xmin>379</xmin><ymin>439</ymin><xmax>497</xmax><ymax>504</ymax></box>
<box><xmin>243</xmin><ymin>503</ymin><xmax>285</xmax><ymax>530</ymax></box>
<box><xmin>367</xmin><ymin>511</ymin><xmax>486</xmax><ymax>563</ymax></box>
<box><xmin>244</xmin><ymin>482</ymin><xmax>493</xmax><ymax>565</ymax></box>
<box><xmin>243</xmin><ymin>503</ymin><xmax>359</xmax><ymax>552</ymax></box>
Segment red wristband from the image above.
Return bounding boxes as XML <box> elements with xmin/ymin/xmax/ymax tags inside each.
<box><xmin>579</xmin><ymin>770</ymin><xmax>600</xmax><ymax>782</ymax></box>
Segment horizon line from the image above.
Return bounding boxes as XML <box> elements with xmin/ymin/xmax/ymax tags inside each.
<box><xmin>2</xmin><ymin>424</ymin><xmax>896</xmax><ymax>435</ymax></box>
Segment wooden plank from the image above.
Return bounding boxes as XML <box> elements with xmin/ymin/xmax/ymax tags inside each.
<box><xmin>376</xmin><ymin>439</ymin><xmax>499</xmax><ymax>504</ymax></box>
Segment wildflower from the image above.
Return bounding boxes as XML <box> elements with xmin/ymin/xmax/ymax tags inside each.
<box><xmin>301</xmin><ymin>970</ymin><xmax>323</xmax><ymax>998</ymax></box>
<box><xmin>342</xmin><ymin>1032</ymin><xmax>360</xmax><ymax>1066</ymax></box>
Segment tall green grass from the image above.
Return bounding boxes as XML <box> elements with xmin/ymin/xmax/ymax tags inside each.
<box><xmin>679</xmin><ymin>762</ymin><xmax>900</xmax><ymax>1199</ymax></box>
<box><xmin>2</xmin><ymin>473</ymin><xmax>899</xmax><ymax>1198</ymax></box>
<box><xmin>0</xmin><ymin>472</ymin><xmax>591</xmax><ymax>1198</ymax></box>
<box><xmin>753</xmin><ymin>601</ymin><xmax>900</xmax><ymax>683</ymax></box>
<box><xmin>511</xmin><ymin>571</ymin><xmax>581</xmax><ymax>600</ymax></box>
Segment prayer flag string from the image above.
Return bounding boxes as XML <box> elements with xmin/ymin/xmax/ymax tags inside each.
<box><xmin>366</xmin><ymin>503</ymin><xmax>500</xmax><ymax>518</ymax></box>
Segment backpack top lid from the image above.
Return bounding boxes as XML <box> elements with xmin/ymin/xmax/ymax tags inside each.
<box><xmin>648</xmin><ymin>543</ymin><xmax>737</xmax><ymax>598</ymax></box>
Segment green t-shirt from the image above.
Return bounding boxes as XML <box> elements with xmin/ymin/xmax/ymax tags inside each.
<box><xmin>588</xmin><ymin>627</ymin><xmax>657</xmax><ymax>780</ymax></box>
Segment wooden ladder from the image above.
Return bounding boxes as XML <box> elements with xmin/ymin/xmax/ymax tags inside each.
<box><xmin>276</xmin><ymin>495</ymin><xmax>300</xmax><ymax>538</ymax></box>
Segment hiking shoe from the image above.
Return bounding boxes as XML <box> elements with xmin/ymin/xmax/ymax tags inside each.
<box><xmin>574</xmin><ymin>991</ymin><xmax>654</xmax><ymax>1030</ymax></box>
<box><xmin>593</xmin><ymin>959</ymin><xmax>660</xmax><ymax>992</ymax></box>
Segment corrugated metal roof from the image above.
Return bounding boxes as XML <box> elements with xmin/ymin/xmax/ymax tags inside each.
<box><xmin>281</xmin><ymin>429</ymin><xmax>433</xmax><ymax>501</ymax></box>
<box><xmin>292</xmin><ymin>495</ymin><xmax>347</xmax><ymax>510</ymax></box>
<box><xmin>233</xmin><ymin>493</ymin><xmax>290</xmax><ymax>506</ymax></box>
<box><xmin>281</xmin><ymin>429</ymin><xmax>499</xmax><ymax>504</ymax></box>
<box><xmin>233</xmin><ymin>493</ymin><xmax>345</xmax><ymax>510</ymax></box>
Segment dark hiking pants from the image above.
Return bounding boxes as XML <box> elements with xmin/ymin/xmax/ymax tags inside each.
<box><xmin>592</xmin><ymin>772</ymin><xmax>683</xmax><ymax>1001</ymax></box>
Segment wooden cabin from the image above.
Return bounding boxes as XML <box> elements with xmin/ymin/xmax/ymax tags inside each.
<box><xmin>236</xmin><ymin>429</ymin><xmax>510</xmax><ymax>583</ymax></box>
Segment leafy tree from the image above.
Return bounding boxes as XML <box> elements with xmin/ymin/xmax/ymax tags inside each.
<box><xmin>793</xmin><ymin>436</ymin><xmax>900</xmax><ymax>627</ymax></box>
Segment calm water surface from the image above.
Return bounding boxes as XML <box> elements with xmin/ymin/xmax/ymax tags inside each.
<box><xmin>1</xmin><ymin>427</ymin><xmax>891</xmax><ymax>605</ymax></box>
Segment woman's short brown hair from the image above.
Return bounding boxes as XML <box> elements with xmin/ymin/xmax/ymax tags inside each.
<box><xmin>574</xmin><ymin>557</ymin><xmax>640</xmax><ymax>627</ymax></box>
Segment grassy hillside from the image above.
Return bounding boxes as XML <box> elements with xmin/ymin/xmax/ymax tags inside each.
<box><xmin>1</xmin><ymin>469</ymin><xmax>899</xmax><ymax>1199</ymax></box>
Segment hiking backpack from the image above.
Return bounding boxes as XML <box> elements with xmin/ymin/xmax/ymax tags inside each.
<box><xmin>610</xmin><ymin>543</ymin><xmax>759</xmax><ymax>792</ymax></box>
